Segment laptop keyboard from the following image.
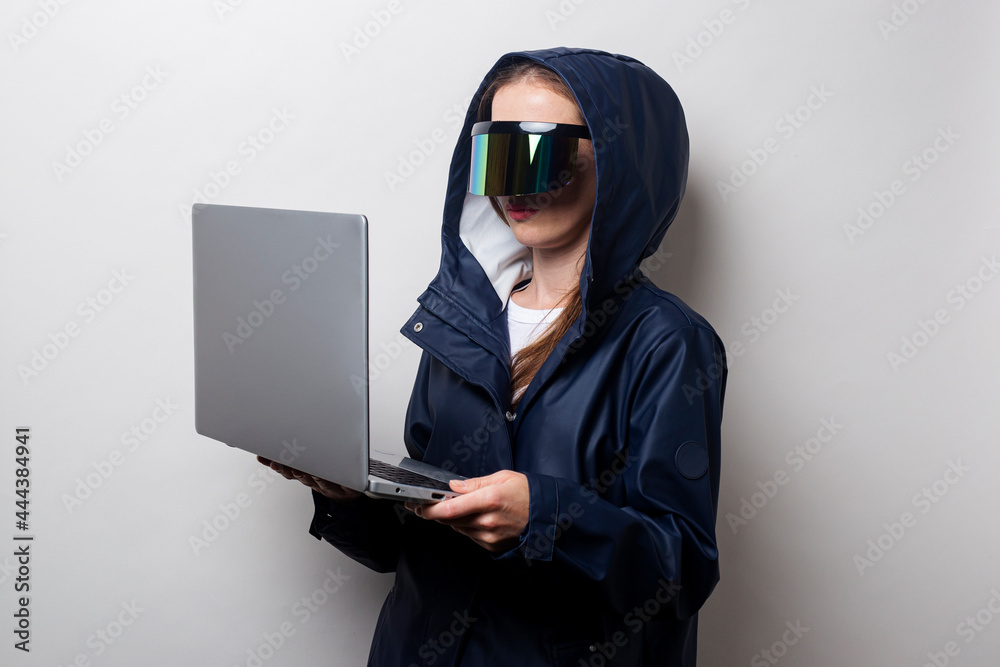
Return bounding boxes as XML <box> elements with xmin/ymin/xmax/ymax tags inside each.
<box><xmin>369</xmin><ymin>459</ymin><xmax>455</xmax><ymax>492</ymax></box>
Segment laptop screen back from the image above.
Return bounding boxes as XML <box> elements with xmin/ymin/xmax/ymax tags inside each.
<box><xmin>192</xmin><ymin>204</ymin><xmax>368</xmax><ymax>491</ymax></box>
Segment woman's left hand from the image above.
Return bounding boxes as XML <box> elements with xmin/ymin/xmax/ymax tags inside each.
<box><xmin>405</xmin><ymin>470</ymin><xmax>529</xmax><ymax>553</ymax></box>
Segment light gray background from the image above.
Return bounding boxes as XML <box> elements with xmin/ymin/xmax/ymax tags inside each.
<box><xmin>2</xmin><ymin>1</ymin><xmax>998</xmax><ymax>665</ymax></box>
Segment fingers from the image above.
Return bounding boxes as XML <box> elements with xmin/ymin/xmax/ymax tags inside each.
<box><xmin>261</xmin><ymin>459</ymin><xmax>314</xmax><ymax>486</ymax></box>
<box><xmin>413</xmin><ymin>475</ymin><xmax>506</xmax><ymax>520</ymax></box>
<box><xmin>448</xmin><ymin>470</ymin><xmax>506</xmax><ymax>493</ymax></box>
<box><xmin>405</xmin><ymin>472</ymin><xmax>529</xmax><ymax>554</ymax></box>
<box><xmin>314</xmin><ymin>478</ymin><xmax>362</xmax><ymax>501</ymax></box>
<box><xmin>417</xmin><ymin>486</ymin><xmax>502</xmax><ymax>522</ymax></box>
<box><xmin>429</xmin><ymin>515</ymin><xmax>490</xmax><ymax>531</ymax></box>
<box><xmin>295</xmin><ymin>473</ymin><xmax>355</xmax><ymax>500</ymax></box>
<box><xmin>403</xmin><ymin>472</ymin><xmax>501</xmax><ymax>514</ymax></box>
<box><xmin>257</xmin><ymin>456</ymin><xmax>360</xmax><ymax>501</ymax></box>
<box><xmin>258</xmin><ymin>456</ymin><xmax>300</xmax><ymax>480</ymax></box>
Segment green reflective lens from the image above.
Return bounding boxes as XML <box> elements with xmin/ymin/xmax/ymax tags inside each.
<box><xmin>468</xmin><ymin>121</ymin><xmax>589</xmax><ymax>196</ymax></box>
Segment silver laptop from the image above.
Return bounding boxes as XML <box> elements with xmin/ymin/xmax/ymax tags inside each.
<box><xmin>192</xmin><ymin>203</ymin><xmax>464</xmax><ymax>503</ymax></box>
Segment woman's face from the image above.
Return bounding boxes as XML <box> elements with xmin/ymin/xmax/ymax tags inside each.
<box><xmin>491</xmin><ymin>79</ymin><xmax>596</xmax><ymax>252</ymax></box>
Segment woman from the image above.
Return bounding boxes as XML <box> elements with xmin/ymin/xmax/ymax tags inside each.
<box><xmin>262</xmin><ymin>46</ymin><xmax>727</xmax><ymax>666</ymax></box>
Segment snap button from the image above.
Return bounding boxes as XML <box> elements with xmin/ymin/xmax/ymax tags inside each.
<box><xmin>588</xmin><ymin>644</ymin><xmax>597</xmax><ymax>652</ymax></box>
<box><xmin>505</xmin><ymin>411</ymin><xmax>516</xmax><ymax>422</ymax></box>
<box><xmin>675</xmin><ymin>440</ymin><xmax>709</xmax><ymax>480</ymax></box>
<box><xmin>413</xmin><ymin>322</ymin><xmax>423</xmax><ymax>332</ymax></box>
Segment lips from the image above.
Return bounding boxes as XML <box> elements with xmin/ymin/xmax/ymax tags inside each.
<box><xmin>506</xmin><ymin>205</ymin><xmax>538</xmax><ymax>221</ymax></box>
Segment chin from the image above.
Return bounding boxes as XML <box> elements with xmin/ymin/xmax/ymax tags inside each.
<box><xmin>513</xmin><ymin>229</ymin><xmax>562</xmax><ymax>250</ymax></box>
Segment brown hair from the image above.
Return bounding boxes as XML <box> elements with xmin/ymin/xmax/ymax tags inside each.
<box><xmin>476</xmin><ymin>60</ymin><xmax>587</xmax><ymax>410</ymax></box>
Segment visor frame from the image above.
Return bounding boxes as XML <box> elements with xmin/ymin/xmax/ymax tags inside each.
<box><xmin>470</xmin><ymin>120</ymin><xmax>592</xmax><ymax>140</ymax></box>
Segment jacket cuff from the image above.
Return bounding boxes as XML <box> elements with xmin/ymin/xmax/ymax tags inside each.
<box><xmin>307</xmin><ymin>488</ymin><xmax>369</xmax><ymax>540</ymax></box>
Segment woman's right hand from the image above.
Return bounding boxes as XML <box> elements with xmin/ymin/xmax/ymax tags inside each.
<box><xmin>257</xmin><ymin>455</ymin><xmax>363</xmax><ymax>502</ymax></box>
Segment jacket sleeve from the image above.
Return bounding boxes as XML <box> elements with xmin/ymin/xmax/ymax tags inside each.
<box><xmin>308</xmin><ymin>491</ymin><xmax>405</xmax><ymax>573</ymax></box>
<box><xmin>307</xmin><ymin>349</ymin><xmax>435</xmax><ymax>573</ymax></box>
<box><xmin>497</xmin><ymin>324</ymin><xmax>727</xmax><ymax>619</ymax></box>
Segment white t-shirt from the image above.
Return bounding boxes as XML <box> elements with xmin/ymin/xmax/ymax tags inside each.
<box><xmin>506</xmin><ymin>291</ymin><xmax>563</xmax><ymax>402</ymax></box>
<box><xmin>505</xmin><ymin>290</ymin><xmax>564</xmax><ymax>361</ymax></box>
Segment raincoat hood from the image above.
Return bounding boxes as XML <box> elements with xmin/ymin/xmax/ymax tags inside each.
<box><xmin>434</xmin><ymin>46</ymin><xmax>689</xmax><ymax>353</ymax></box>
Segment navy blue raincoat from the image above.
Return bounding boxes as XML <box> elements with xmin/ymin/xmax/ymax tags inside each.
<box><xmin>309</xmin><ymin>47</ymin><xmax>728</xmax><ymax>666</ymax></box>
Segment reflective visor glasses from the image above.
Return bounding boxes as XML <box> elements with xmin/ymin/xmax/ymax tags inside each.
<box><xmin>468</xmin><ymin>121</ymin><xmax>591</xmax><ymax>196</ymax></box>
